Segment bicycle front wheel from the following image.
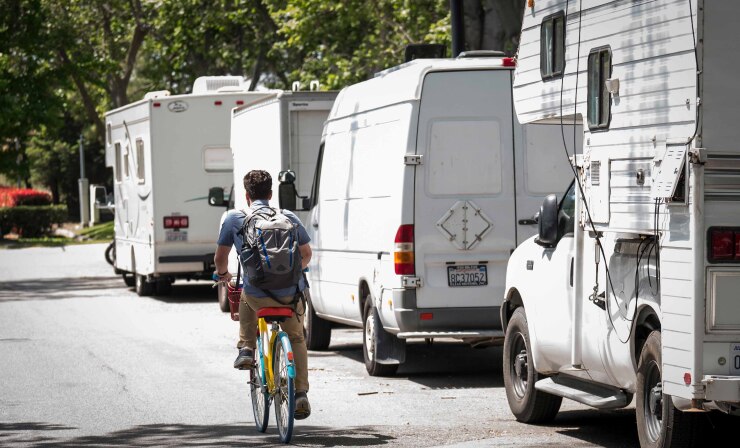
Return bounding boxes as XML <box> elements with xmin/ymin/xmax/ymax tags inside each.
<box><xmin>273</xmin><ymin>333</ymin><xmax>295</xmax><ymax>443</ymax></box>
<box><xmin>250</xmin><ymin>347</ymin><xmax>270</xmax><ymax>432</ymax></box>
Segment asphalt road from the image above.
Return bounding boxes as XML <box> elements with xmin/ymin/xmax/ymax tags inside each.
<box><xmin>0</xmin><ymin>243</ymin><xmax>688</xmax><ymax>447</ymax></box>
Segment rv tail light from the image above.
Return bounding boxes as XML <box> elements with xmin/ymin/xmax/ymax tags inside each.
<box><xmin>164</xmin><ymin>215</ymin><xmax>189</xmax><ymax>229</ymax></box>
<box><xmin>214</xmin><ymin>100</ymin><xmax>223</xmax><ymax>106</ymax></box>
<box><xmin>420</xmin><ymin>312</ymin><xmax>433</xmax><ymax>321</ymax></box>
<box><xmin>502</xmin><ymin>57</ymin><xmax>517</xmax><ymax>67</ymax></box>
<box><xmin>153</xmin><ymin>102</ymin><xmax>161</xmax><ymax>108</ymax></box>
<box><xmin>236</xmin><ymin>100</ymin><xmax>244</xmax><ymax>105</ymax></box>
<box><xmin>394</xmin><ymin>224</ymin><xmax>415</xmax><ymax>275</ymax></box>
<box><xmin>708</xmin><ymin>227</ymin><xmax>739</xmax><ymax>262</ymax></box>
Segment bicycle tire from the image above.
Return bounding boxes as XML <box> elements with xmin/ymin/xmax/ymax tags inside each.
<box><xmin>273</xmin><ymin>332</ymin><xmax>295</xmax><ymax>443</ymax></box>
<box><xmin>250</xmin><ymin>339</ymin><xmax>270</xmax><ymax>432</ymax></box>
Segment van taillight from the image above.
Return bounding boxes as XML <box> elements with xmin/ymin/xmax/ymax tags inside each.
<box><xmin>394</xmin><ymin>224</ymin><xmax>415</xmax><ymax>275</ymax></box>
<box><xmin>708</xmin><ymin>227</ymin><xmax>740</xmax><ymax>262</ymax></box>
<box><xmin>164</xmin><ymin>216</ymin><xmax>189</xmax><ymax>229</ymax></box>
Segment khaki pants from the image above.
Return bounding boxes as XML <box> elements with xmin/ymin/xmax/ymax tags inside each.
<box><xmin>238</xmin><ymin>292</ymin><xmax>309</xmax><ymax>393</ymax></box>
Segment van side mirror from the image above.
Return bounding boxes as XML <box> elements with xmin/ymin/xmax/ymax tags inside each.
<box><xmin>208</xmin><ymin>187</ymin><xmax>228</xmax><ymax>207</ymax></box>
<box><xmin>278</xmin><ymin>170</ymin><xmax>310</xmax><ymax>211</ymax></box>
<box><xmin>535</xmin><ymin>194</ymin><xmax>559</xmax><ymax>247</ymax></box>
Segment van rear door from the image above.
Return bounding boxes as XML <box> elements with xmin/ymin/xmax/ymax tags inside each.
<box><xmin>413</xmin><ymin>69</ymin><xmax>516</xmax><ymax>312</ymax></box>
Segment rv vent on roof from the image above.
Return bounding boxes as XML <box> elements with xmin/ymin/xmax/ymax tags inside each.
<box><xmin>192</xmin><ymin>76</ymin><xmax>246</xmax><ymax>94</ymax></box>
<box><xmin>457</xmin><ymin>50</ymin><xmax>505</xmax><ymax>59</ymax></box>
<box><xmin>143</xmin><ymin>90</ymin><xmax>170</xmax><ymax>100</ymax></box>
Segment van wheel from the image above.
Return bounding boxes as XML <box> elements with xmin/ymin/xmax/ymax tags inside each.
<box><xmin>636</xmin><ymin>331</ymin><xmax>705</xmax><ymax>448</ymax></box>
<box><xmin>304</xmin><ymin>290</ymin><xmax>331</xmax><ymax>350</ymax></box>
<box><xmin>503</xmin><ymin>307</ymin><xmax>562</xmax><ymax>423</ymax></box>
<box><xmin>122</xmin><ymin>273</ymin><xmax>135</xmax><ymax>287</ymax></box>
<box><xmin>135</xmin><ymin>275</ymin><xmax>155</xmax><ymax>296</ymax></box>
<box><xmin>155</xmin><ymin>278</ymin><xmax>173</xmax><ymax>295</ymax></box>
<box><xmin>217</xmin><ymin>282</ymin><xmax>230</xmax><ymax>312</ymax></box>
<box><xmin>363</xmin><ymin>301</ymin><xmax>400</xmax><ymax>377</ymax></box>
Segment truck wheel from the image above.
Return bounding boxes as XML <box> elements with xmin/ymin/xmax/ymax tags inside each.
<box><xmin>155</xmin><ymin>277</ymin><xmax>173</xmax><ymax>295</ymax></box>
<box><xmin>135</xmin><ymin>274</ymin><xmax>155</xmax><ymax>297</ymax></box>
<box><xmin>503</xmin><ymin>307</ymin><xmax>562</xmax><ymax>423</ymax></box>
<box><xmin>217</xmin><ymin>282</ymin><xmax>230</xmax><ymax>312</ymax></box>
<box><xmin>362</xmin><ymin>300</ymin><xmax>400</xmax><ymax>377</ymax></box>
<box><xmin>636</xmin><ymin>331</ymin><xmax>705</xmax><ymax>448</ymax></box>
<box><xmin>122</xmin><ymin>273</ymin><xmax>135</xmax><ymax>287</ymax></box>
<box><xmin>303</xmin><ymin>290</ymin><xmax>331</xmax><ymax>350</ymax></box>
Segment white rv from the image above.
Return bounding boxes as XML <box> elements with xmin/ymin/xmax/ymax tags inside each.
<box><xmin>502</xmin><ymin>1</ymin><xmax>739</xmax><ymax>446</ymax></box>
<box><xmin>292</xmin><ymin>56</ymin><xmax>580</xmax><ymax>376</ymax></box>
<box><xmin>105</xmin><ymin>77</ymin><xmax>271</xmax><ymax>296</ymax></box>
<box><xmin>208</xmin><ymin>90</ymin><xmax>337</xmax><ymax>312</ymax></box>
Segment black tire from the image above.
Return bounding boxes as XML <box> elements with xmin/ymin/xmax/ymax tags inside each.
<box><xmin>273</xmin><ymin>334</ymin><xmax>295</xmax><ymax>443</ymax></box>
<box><xmin>217</xmin><ymin>282</ymin><xmax>230</xmax><ymax>312</ymax></box>
<box><xmin>503</xmin><ymin>307</ymin><xmax>562</xmax><ymax>423</ymax></box>
<box><xmin>636</xmin><ymin>331</ymin><xmax>705</xmax><ymax>448</ymax></box>
<box><xmin>362</xmin><ymin>300</ymin><xmax>400</xmax><ymax>377</ymax></box>
<box><xmin>105</xmin><ymin>241</ymin><xmax>116</xmax><ymax>266</ymax></box>
<box><xmin>304</xmin><ymin>290</ymin><xmax>331</xmax><ymax>350</ymax></box>
<box><xmin>135</xmin><ymin>274</ymin><xmax>155</xmax><ymax>296</ymax></box>
<box><xmin>250</xmin><ymin>355</ymin><xmax>270</xmax><ymax>432</ymax></box>
<box><xmin>155</xmin><ymin>278</ymin><xmax>173</xmax><ymax>295</ymax></box>
<box><xmin>122</xmin><ymin>273</ymin><xmax>135</xmax><ymax>287</ymax></box>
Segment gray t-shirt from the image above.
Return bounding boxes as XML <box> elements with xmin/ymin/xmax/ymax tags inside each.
<box><xmin>217</xmin><ymin>199</ymin><xmax>310</xmax><ymax>298</ymax></box>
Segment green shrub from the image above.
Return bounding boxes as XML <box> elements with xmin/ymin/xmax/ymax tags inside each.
<box><xmin>0</xmin><ymin>205</ymin><xmax>68</xmax><ymax>238</ymax></box>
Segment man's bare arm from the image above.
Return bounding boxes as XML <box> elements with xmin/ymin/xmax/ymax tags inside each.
<box><xmin>299</xmin><ymin>243</ymin><xmax>312</xmax><ymax>269</ymax></box>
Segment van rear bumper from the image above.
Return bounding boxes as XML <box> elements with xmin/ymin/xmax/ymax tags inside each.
<box><xmin>392</xmin><ymin>289</ymin><xmax>502</xmax><ymax>333</ymax></box>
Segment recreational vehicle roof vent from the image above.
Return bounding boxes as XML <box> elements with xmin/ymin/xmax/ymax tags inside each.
<box><xmin>457</xmin><ymin>50</ymin><xmax>506</xmax><ymax>59</ymax></box>
<box><xmin>192</xmin><ymin>76</ymin><xmax>246</xmax><ymax>95</ymax></box>
<box><xmin>143</xmin><ymin>90</ymin><xmax>171</xmax><ymax>100</ymax></box>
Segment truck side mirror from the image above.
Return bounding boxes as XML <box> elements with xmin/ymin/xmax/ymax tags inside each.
<box><xmin>278</xmin><ymin>170</ymin><xmax>311</xmax><ymax>211</ymax></box>
<box><xmin>535</xmin><ymin>194</ymin><xmax>559</xmax><ymax>247</ymax></box>
<box><xmin>208</xmin><ymin>187</ymin><xmax>227</xmax><ymax>207</ymax></box>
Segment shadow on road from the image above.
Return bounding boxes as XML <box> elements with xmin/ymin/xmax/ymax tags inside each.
<box><xmin>0</xmin><ymin>422</ymin><xmax>395</xmax><ymax>447</ymax></box>
<box><xmin>0</xmin><ymin>277</ymin><xmax>125</xmax><ymax>302</ymax></box>
<box><xmin>147</xmin><ymin>283</ymin><xmax>217</xmax><ymax>304</ymax></box>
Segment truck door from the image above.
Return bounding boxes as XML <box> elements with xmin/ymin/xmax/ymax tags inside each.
<box><xmin>413</xmin><ymin>69</ymin><xmax>516</xmax><ymax>312</ymax></box>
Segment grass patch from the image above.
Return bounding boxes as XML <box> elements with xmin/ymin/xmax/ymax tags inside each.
<box><xmin>78</xmin><ymin>221</ymin><xmax>114</xmax><ymax>240</ymax></box>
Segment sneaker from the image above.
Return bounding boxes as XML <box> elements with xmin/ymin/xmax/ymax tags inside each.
<box><xmin>295</xmin><ymin>391</ymin><xmax>311</xmax><ymax>420</ymax></box>
<box><xmin>233</xmin><ymin>348</ymin><xmax>254</xmax><ymax>369</ymax></box>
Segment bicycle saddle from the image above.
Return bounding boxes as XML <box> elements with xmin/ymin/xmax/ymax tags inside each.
<box><xmin>257</xmin><ymin>307</ymin><xmax>294</xmax><ymax>322</ymax></box>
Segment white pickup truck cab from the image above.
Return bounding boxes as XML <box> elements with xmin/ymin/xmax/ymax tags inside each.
<box><xmin>502</xmin><ymin>1</ymin><xmax>740</xmax><ymax>447</ymax></box>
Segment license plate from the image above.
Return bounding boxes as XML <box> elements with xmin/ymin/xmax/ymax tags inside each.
<box><xmin>166</xmin><ymin>230</ymin><xmax>187</xmax><ymax>242</ymax></box>
<box><xmin>447</xmin><ymin>265</ymin><xmax>488</xmax><ymax>287</ymax></box>
<box><xmin>731</xmin><ymin>343</ymin><xmax>740</xmax><ymax>375</ymax></box>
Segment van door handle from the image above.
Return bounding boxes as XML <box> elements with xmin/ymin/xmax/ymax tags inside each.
<box><xmin>312</xmin><ymin>221</ymin><xmax>319</xmax><ymax>228</ymax></box>
<box><xmin>518</xmin><ymin>218</ymin><xmax>537</xmax><ymax>225</ymax></box>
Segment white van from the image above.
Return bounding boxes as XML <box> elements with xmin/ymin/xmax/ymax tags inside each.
<box><xmin>208</xmin><ymin>90</ymin><xmax>337</xmax><ymax>311</ymax></box>
<box><xmin>105</xmin><ymin>76</ymin><xmax>271</xmax><ymax>296</ymax></box>
<box><xmin>290</xmin><ymin>57</ymin><xmax>581</xmax><ymax>375</ymax></box>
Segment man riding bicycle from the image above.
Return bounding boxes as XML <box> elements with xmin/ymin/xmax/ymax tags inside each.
<box><xmin>214</xmin><ymin>170</ymin><xmax>312</xmax><ymax>419</ymax></box>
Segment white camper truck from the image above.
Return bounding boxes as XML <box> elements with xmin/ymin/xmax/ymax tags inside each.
<box><xmin>290</xmin><ymin>56</ymin><xmax>580</xmax><ymax>376</ymax></box>
<box><xmin>208</xmin><ymin>90</ymin><xmax>337</xmax><ymax>312</ymax></box>
<box><xmin>502</xmin><ymin>1</ymin><xmax>740</xmax><ymax>446</ymax></box>
<box><xmin>105</xmin><ymin>76</ymin><xmax>271</xmax><ymax>296</ymax></box>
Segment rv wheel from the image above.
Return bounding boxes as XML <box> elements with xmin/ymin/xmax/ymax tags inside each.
<box><xmin>135</xmin><ymin>274</ymin><xmax>155</xmax><ymax>297</ymax></box>
<box><xmin>503</xmin><ymin>307</ymin><xmax>561</xmax><ymax>423</ymax></box>
<box><xmin>362</xmin><ymin>300</ymin><xmax>402</xmax><ymax>377</ymax></box>
<box><xmin>636</xmin><ymin>331</ymin><xmax>705</xmax><ymax>448</ymax></box>
<box><xmin>303</xmin><ymin>289</ymin><xmax>331</xmax><ymax>350</ymax></box>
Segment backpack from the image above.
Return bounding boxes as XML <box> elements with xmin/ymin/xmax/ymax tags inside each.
<box><xmin>238</xmin><ymin>206</ymin><xmax>303</xmax><ymax>296</ymax></box>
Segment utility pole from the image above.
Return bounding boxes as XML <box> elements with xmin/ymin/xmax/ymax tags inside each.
<box><xmin>78</xmin><ymin>134</ymin><xmax>89</xmax><ymax>227</ymax></box>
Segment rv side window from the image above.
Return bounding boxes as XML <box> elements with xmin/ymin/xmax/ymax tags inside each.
<box><xmin>114</xmin><ymin>142</ymin><xmax>122</xmax><ymax>182</ymax></box>
<box><xmin>310</xmin><ymin>144</ymin><xmax>324</xmax><ymax>208</ymax></box>
<box><xmin>135</xmin><ymin>138</ymin><xmax>145</xmax><ymax>184</ymax></box>
<box><xmin>540</xmin><ymin>11</ymin><xmax>565</xmax><ymax>80</ymax></box>
<box><xmin>587</xmin><ymin>47</ymin><xmax>612</xmax><ymax>130</ymax></box>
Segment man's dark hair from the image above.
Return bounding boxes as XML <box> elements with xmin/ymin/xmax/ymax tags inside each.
<box><xmin>243</xmin><ymin>170</ymin><xmax>272</xmax><ymax>200</ymax></box>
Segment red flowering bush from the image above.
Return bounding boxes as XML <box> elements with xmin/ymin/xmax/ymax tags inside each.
<box><xmin>0</xmin><ymin>187</ymin><xmax>52</xmax><ymax>207</ymax></box>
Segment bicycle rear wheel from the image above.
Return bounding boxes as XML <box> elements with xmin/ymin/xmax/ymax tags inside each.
<box><xmin>273</xmin><ymin>333</ymin><xmax>295</xmax><ymax>443</ymax></box>
<box><xmin>250</xmin><ymin>344</ymin><xmax>270</xmax><ymax>432</ymax></box>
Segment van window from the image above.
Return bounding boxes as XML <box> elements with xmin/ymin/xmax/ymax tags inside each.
<box><xmin>427</xmin><ymin>119</ymin><xmax>502</xmax><ymax>196</ymax></box>
<box><xmin>203</xmin><ymin>146</ymin><xmax>233</xmax><ymax>172</ymax></box>
<box><xmin>540</xmin><ymin>11</ymin><xmax>565</xmax><ymax>80</ymax></box>
<box><xmin>587</xmin><ymin>47</ymin><xmax>612</xmax><ymax>130</ymax></box>
<box><xmin>135</xmin><ymin>138</ymin><xmax>145</xmax><ymax>183</ymax></box>
<box><xmin>114</xmin><ymin>142</ymin><xmax>122</xmax><ymax>182</ymax></box>
<box><xmin>310</xmin><ymin>144</ymin><xmax>324</xmax><ymax>207</ymax></box>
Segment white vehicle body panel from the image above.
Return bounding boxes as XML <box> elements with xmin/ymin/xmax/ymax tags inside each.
<box><xmin>505</xmin><ymin>0</ymin><xmax>740</xmax><ymax>408</ymax></box>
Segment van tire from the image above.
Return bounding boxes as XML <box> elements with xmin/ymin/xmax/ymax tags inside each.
<box><xmin>503</xmin><ymin>307</ymin><xmax>562</xmax><ymax>423</ymax></box>
<box><xmin>217</xmin><ymin>282</ymin><xmax>230</xmax><ymax>312</ymax></box>
<box><xmin>122</xmin><ymin>273</ymin><xmax>135</xmax><ymax>287</ymax></box>
<box><xmin>135</xmin><ymin>274</ymin><xmax>155</xmax><ymax>296</ymax></box>
<box><xmin>363</xmin><ymin>301</ymin><xmax>400</xmax><ymax>377</ymax></box>
<box><xmin>304</xmin><ymin>290</ymin><xmax>331</xmax><ymax>350</ymax></box>
<box><xmin>636</xmin><ymin>331</ymin><xmax>705</xmax><ymax>448</ymax></box>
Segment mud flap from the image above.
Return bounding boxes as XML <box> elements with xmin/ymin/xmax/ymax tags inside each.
<box><xmin>374</xmin><ymin>312</ymin><xmax>407</xmax><ymax>365</ymax></box>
